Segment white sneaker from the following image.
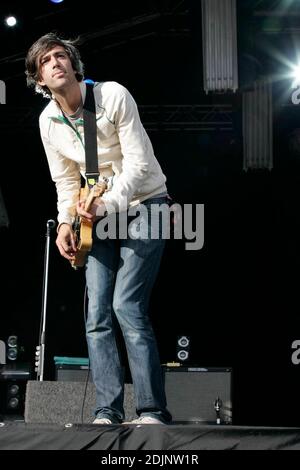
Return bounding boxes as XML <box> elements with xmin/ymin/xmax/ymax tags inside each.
<box><xmin>92</xmin><ymin>418</ymin><xmax>113</xmax><ymax>424</ymax></box>
<box><xmin>125</xmin><ymin>416</ymin><xmax>166</xmax><ymax>425</ymax></box>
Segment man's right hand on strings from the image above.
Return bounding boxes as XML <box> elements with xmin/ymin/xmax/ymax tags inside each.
<box><xmin>56</xmin><ymin>223</ymin><xmax>77</xmax><ymax>260</ymax></box>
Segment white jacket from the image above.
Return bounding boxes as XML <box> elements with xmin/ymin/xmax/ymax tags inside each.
<box><xmin>39</xmin><ymin>81</ymin><xmax>167</xmax><ymax>226</ymax></box>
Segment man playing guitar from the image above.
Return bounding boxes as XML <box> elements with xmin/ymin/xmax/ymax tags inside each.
<box><xmin>25</xmin><ymin>33</ymin><xmax>172</xmax><ymax>425</ymax></box>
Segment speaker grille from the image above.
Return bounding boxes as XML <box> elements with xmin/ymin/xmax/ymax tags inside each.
<box><xmin>163</xmin><ymin>367</ymin><xmax>232</xmax><ymax>424</ymax></box>
<box><xmin>25</xmin><ymin>381</ymin><xmax>136</xmax><ymax>424</ymax></box>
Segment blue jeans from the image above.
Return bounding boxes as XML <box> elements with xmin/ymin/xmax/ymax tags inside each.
<box><xmin>85</xmin><ymin>197</ymin><xmax>172</xmax><ymax>423</ymax></box>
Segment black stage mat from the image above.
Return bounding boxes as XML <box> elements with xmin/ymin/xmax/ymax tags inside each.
<box><xmin>0</xmin><ymin>422</ymin><xmax>300</xmax><ymax>450</ymax></box>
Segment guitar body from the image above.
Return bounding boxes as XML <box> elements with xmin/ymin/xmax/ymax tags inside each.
<box><xmin>71</xmin><ymin>182</ymin><xmax>107</xmax><ymax>269</ymax></box>
<box><xmin>71</xmin><ymin>219</ymin><xmax>93</xmax><ymax>268</ymax></box>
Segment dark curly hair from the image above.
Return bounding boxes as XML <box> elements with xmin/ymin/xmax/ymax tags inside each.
<box><xmin>25</xmin><ymin>32</ymin><xmax>84</xmax><ymax>98</ymax></box>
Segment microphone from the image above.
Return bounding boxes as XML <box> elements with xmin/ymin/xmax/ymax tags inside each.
<box><xmin>214</xmin><ymin>397</ymin><xmax>223</xmax><ymax>425</ymax></box>
<box><xmin>47</xmin><ymin>219</ymin><xmax>56</xmax><ymax>229</ymax></box>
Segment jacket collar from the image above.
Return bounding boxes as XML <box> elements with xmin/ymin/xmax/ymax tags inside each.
<box><xmin>47</xmin><ymin>80</ymin><xmax>86</xmax><ymax>120</ymax></box>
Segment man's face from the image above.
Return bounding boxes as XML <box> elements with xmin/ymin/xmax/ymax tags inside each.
<box><xmin>37</xmin><ymin>45</ymin><xmax>77</xmax><ymax>93</ymax></box>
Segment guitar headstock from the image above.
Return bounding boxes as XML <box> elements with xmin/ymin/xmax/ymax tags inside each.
<box><xmin>91</xmin><ymin>181</ymin><xmax>107</xmax><ymax>198</ymax></box>
<box><xmin>83</xmin><ymin>180</ymin><xmax>108</xmax><ymax>212</ymax></box>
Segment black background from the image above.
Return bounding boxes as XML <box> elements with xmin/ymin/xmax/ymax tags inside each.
<box><xmin>1</xmin><ymin>0</ymin><xmax>300</xmax><ymax>426</ymax></box>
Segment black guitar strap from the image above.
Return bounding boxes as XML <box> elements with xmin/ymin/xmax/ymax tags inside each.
<box><xmin>83</xmin><ymin>83</ymin><xmax>99</xmax><ymax>189</ymax></box>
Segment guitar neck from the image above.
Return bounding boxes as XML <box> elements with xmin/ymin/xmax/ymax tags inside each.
<box><xmin>84</xmin><ymin>191</ymin><xmax>97</xmax><ymax>212</ymax></box>
<box><xmin>83</xmin><ymin>182</ymin><xmax>107</xmax><ymax>212</ymax></box>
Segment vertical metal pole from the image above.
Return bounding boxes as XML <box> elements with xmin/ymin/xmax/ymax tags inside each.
<box><xmin>36</xmin><ymin>219</ymin><xmax>56</xmax><ymax>381</ymax></box>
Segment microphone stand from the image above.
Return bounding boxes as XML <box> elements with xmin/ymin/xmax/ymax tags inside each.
<box><xmin>214</xmin><ymin>397</ymin><xmax>223</xmax><ymax>425</ymax></box>
<box><xmin>35</xmin><ymin>219</ymin><xmax>56</xmax><ymax>381</ymax></box>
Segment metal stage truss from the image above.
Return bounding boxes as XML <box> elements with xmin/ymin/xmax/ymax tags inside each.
<box><xmin>0</xmin><ymin>104</ymin><xmax>234</xmax><ymax>133</ymax></box>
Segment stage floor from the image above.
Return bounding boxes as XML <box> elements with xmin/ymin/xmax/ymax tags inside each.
<box><xmin>0</xmin><ymin>418</ymin><xmax>300</xmax><ymax>450</ymax></box>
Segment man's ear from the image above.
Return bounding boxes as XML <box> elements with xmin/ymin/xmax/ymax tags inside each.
<box><xmin>37</xmin><ymin>78</ymin><xmax>45</xmax><ymax>86</ymax></box>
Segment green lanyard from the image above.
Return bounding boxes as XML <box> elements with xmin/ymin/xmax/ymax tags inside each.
<box><xmin>51</xmin><ymin>115</ymin><xmax>84</xmax><ymax>148</ymax></box>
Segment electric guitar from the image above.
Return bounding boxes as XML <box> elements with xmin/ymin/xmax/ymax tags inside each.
<box><xmin>71</xmin><ymin>181</ymin><xmax>107</xmax><ymax>269</ymax></box>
